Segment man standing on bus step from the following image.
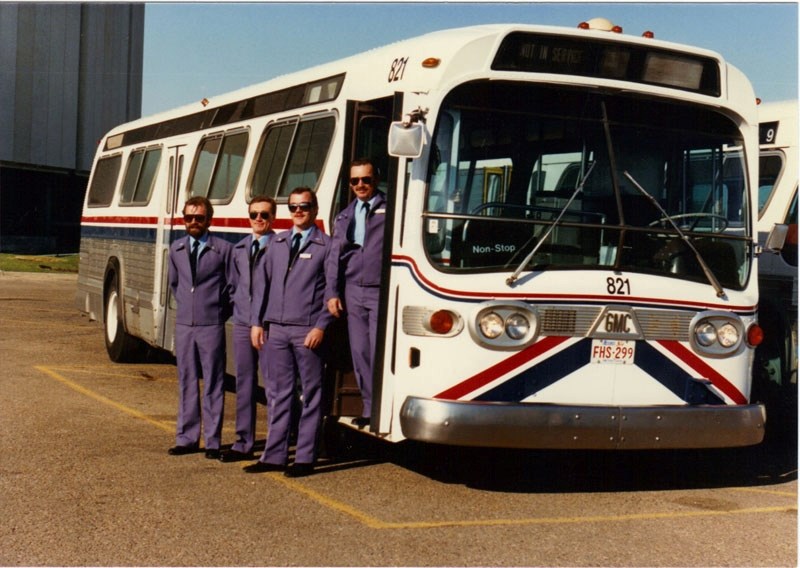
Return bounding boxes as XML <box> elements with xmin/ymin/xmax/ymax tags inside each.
<box><xmin>167</xmin><ymin>196</ymin><xmax>233</xmax><ymax>460</ymax></box>
<box><xmin>219</xmin><ymin>196</ymin><xmax>277</xmax><ymax>463</ymax></box>
<box><xmin>325</xmin><ymin>158</ymin><xmax>386</xmax><ymax>427</ymax></box>
<box><xmin>245</xmin><ymin>187</ymin><xmax>334</xmax><ymax>477</ymax></box>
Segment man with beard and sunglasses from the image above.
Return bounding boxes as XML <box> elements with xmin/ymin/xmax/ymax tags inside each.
<box><xmin>219</xmin><ymin>196</ymin><xmax>277</xmax><ymax>463</ymax></box>
<box><xmin>246</xmin><ymin>187</ymin><xmax>333</xmax><ymax>477</ymax></box>
<box><xmin>325</xmin><ymin>158</ymin><xmax>386</xmax><ymax>428</ymax></box>
<box><xmin>167</xmin><ymin>196</ymin><xmax>233</xmax><ymax>459</ymax></box>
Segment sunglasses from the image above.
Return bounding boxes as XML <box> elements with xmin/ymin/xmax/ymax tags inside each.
<box><xmin>287</xmin><ymin>202</ymin><xmax>313</xmax><ymax>213</ymax></box>
<box><xmin>184</xmin><ymin>214</ymin><xmax>207</xmax><ymax>223</ymax></box>
<box><xmin>349</xmin><ymin>176</ymin><xmax>374</xmax><ymax>186</ymax></box>
<box><xmin>249</xmin><ymin>211</ymin><xmax>272</xmax><ymax>220</ymax></box>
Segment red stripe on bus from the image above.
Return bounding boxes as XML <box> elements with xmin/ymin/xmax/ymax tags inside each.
<box><xmin>434</xmin><ymin>335</ymin><xmax>569</xmax><ymax>400</ymax></box>
<box><xmin>81</xmin><ymin>216</ymin><xmax>158</xmax><ymax>224</ymax></box>
<box><xmin>82</xmin><ymin>216</ymin><xmax>321</xmax><ymax>232</ymax></box>
<box><xmin>391</xmin><ymin>254</ymin><xmax>756</xmax><ymax>312</ymax></box>
<box><xmin>657</xmin><ymin>340</ymin><xmax>747</xmax><ymax>404</ymax></box>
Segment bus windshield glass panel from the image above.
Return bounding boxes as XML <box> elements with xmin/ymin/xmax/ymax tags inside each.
<box><xmin>424</xmin><ymin>81</ymin><xmax>749</xmax><ymax>289</ymax></box>
<box><xmin>492</xmin><ymin>32</ymin><xmax>720</xmax><ymax>96</ymax></box>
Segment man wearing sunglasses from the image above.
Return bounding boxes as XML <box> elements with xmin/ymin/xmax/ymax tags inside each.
<box><xmin>246</xmin><ymin>187</ymin><xmax>334</xmax><ymax>477</ymax></box>
<box><xmin>167</xmin><ymin>196</ymin><xmax>233</xmax><ymax>459</ymax></box>
<box><xmin>325</xmin><ymin>158</ymin><xmax>386</xmax><ymax>428</ymax></box>
<box><xmin>220</xmin><ymin>196</ymin><xmax>277</xmax><ymax>463</ymax></box>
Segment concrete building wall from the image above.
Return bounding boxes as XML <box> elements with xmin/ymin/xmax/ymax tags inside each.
<box><xmin>0</xmin><ymin>3</ymin><xmax>144</xmax><ymax>253</ymax></box>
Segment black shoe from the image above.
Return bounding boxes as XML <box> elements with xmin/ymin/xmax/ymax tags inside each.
<box><xmin>219</xmin><ymin>449</ymin><xmax>253</xmax><ymax>463</ymax></box>
<box><xmin>284</xmin><ymin>462</ymin><xmax>314</xmax><ymax>478</ymax></box>
<box><xmin>168</xmin><ymin>444</ymin><xmax>199</xmax><ymax>456</ymax></box>
<box><xmin>204</xmin><ymin>449</ymin><xmax>221</xmax><ymax>460</ymax></box>
<box><xmin>243</xmin><ymin>461</ymin><xmax>285</xmax><ymax>473</ymax></box>
<box><xmin>351</xmin><ymin>416</ymin><xmax>370</xmax><ymax>428</ymax></box>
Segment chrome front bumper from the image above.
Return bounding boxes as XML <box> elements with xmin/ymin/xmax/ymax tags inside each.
<box><xmin>399</xmin><ymin>397</ymin><xmax>766</xmax><ymax>449</ymax></box>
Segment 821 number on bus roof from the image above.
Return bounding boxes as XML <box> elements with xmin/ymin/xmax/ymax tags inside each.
<box><xmin>388</xmin><ymin>57</ymin><xmax>409</xmax><ymax>83</ymax></box>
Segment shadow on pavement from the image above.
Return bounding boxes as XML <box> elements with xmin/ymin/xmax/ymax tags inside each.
<box><xmin>386</xmin><ymin>431</ymin><xmax>797</xmax><ymax>493</ymax></box>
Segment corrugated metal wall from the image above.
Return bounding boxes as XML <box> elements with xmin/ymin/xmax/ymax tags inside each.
<box><xmin>0</xmin><ymin>3</ymin><xmax>144</xmax><ymax>172</ymax></box>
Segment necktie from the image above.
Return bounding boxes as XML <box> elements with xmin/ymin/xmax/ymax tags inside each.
<box><xmin>289</xmin><ymin>233</ymin><xmax>302</xmax><ymax>265</ymax></box>
<box><xmin>251</xmin><ymin>239</ymin><xmax>260</xmax><ymax>258</ymax></box>
<box><xmin>190</xmin><ymin>240</ymin><xmax>199</xmax><ymax>285</ymax></box>
<box><xmin>354</xmin><ymin>201</ymin><xmax>370</xmax><ymax>246</ymax></box>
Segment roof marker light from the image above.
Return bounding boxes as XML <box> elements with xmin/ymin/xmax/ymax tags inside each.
<box><xmin>579</xmin><ymin>17</ymin><xmax>621</xmax><ymax>32</ymax></box>
<box><xmin>642</xmin><ymin>30</ymin><xmax>655</xmax><ymax>38</ymax></box>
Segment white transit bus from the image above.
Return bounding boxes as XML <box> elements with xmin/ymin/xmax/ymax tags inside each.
<box><xmin>77</xmin><ymin>18</ymin><xmax>769</xmax><ymax>449</ymax></box>
<box><xmin>753</xmin><ymin>100</ymin><xmax>797</xmax><ymax>431</ymax></box>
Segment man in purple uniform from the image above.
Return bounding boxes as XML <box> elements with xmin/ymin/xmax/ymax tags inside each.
<box><xmin>325</xmin><ymin>158</ymin><xmax>386</xmax><ymax>427</ymax></box>
<box><xmin>245</xmin><ymin>187</ymin><xmax>333</xmax><ymax>477</ymax></box>
<box><xmin>167</xmin><ymin>196</ymin><xmax>233</xmax><ymax>459</ymax></box>
<box><xmin>220</xmin><ymin>196</ymin><xmax>277</xmax><ymax>463</ymax></box>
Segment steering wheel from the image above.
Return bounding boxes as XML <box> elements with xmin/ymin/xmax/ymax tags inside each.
<box><xmin>648</xmin><ymin>213</ymin><xmax>729</xmax><ymax>233</ymax></box>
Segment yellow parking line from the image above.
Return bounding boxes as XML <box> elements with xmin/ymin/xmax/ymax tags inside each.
<box><xmin>271</xmin><ymin>475</ymin><xmax>797</xmax><ymax>529</ymax></box>
<box><xmin>35</xmin><ymin>365</ymin><xmax>174</xmax><ymax>433</ymax></box>
<box><xmin>732</xmin><ymin>486</ymin><xmax>798</xmax><ymax>498</ymax></box>
<box><xmin>35</xmin><ymin>365</ymin><xmax>799</xmax><ymax>530</ymax></box>
<box><xmin>48</xmin><ymin>365</ymin><xmax>175</xmax><ymax>383</ymax></box>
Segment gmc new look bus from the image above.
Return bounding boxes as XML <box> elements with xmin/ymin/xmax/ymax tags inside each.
<box><xmin>754</xmin><ymin>100</ymin><xmax>797</xmax><ymax>432</ymax></box>
<box><xmin>77</xmin><ymin>18</ymin><xmax>769</xmax><ymax>450</ymax></box>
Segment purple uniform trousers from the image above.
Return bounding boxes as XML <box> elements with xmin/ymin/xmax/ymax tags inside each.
<box><xmin>174</xmin><ymin>323</ymin><xmax>226</xmax><ymax>449</ymax></box>
<box><xmin>252</xmin><ymin>226</ymin><xmax>333</xmax><ymax>466</ymax></box>
<box><xmin>261</xmin><ymin>324</ymin><xmax>325</xmax><ymax>465</ymax></box>
<box><xmin>231</xmin><ymin>323</ymin><xmax>266</xmax><ymax>453</ymax></box>
<box><xmin>343</xmin><ymin>285</ymin><xmax>380</xmax><ymax>417</ymax></box>
<box><xmin>229</xmin><ymin>234</ymin><xmax>272</xmax><ymax>453</ymax></box>
<box><xmin>325</xmin><ymin>192</ymin><xmax>386</xmax><ymax>418</ymax></box>
<box><xmin>168</xmin><ymin>233</ymin><xmax>232</xmax><ymax>450</ymax></box>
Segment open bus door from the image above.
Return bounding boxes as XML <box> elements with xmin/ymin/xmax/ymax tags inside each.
<box><xmin>324</xmin><ymin>96</ymin><xmax>395</xmax><ymax>435</ymax></box>
<box><xmin>158</xmin><ymin>144</ymin><xmax>188</xmax><ymax>353</ymax></box>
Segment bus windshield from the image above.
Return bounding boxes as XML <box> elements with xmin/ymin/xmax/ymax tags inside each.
<box><xmin>424</xmin><ymin>81</ymin><xmax>750</xmax><ymax>290</ymax></box>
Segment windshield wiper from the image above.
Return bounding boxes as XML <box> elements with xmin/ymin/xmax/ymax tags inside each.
<box><xmin>623</xmin><ymin>171</ymin><xmax>726</xmax><ymax>298</ymax></box>
<box><xmin>506</xmin><ymin>162</ymin><xmax>596</xmax><ymax>287</ymax></box>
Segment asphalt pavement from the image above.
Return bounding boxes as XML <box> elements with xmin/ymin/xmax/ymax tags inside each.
<box><xmin>0</xmin><ymin>272</ymin><xmax>796</xmax><ymax>566</ymax></box>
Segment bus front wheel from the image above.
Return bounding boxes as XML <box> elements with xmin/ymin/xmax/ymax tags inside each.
<box><xmin>104</xmin><ymin>272</ymin><xmax>143</xmax><ymax>362</ymax></box>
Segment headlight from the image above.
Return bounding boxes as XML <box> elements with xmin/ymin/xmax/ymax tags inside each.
<box><xmin>695</xmin><ymin>322</ymin><xmax>717</xmax><ymax>346</ymax></box>
<box><xmin>470</xmin><ymin>302</ymin><xmax>540</xmax><ymax>349</ymax></box>
<box><xmin>479</xmin><ymin>312</ymin><xmax>504</xmax><ymax>339</ymax></box>
<box><xmin>689</xmin><ymin>311</ymin><xmax>745</xmax><ymax>357</ymax></box>
<box><xmin>505</xmin><ymin>313</ymin><xmax>530</xmax><ymax>340</ymax></box>
<box><xmin>717</xmin><ymin>323</ymin><xmax>740</xmax><ymax>348</ymax></box>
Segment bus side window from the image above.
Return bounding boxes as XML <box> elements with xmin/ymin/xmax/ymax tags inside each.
<box><xmin>249</xmin><ymin>115</ymin><xmax>336</xmax><ymax>199</ymax></box>
<box><xmin>188</xmin><ymin>130</ymin><xmax>249</xmax><ymax>202</ymax></box>
<box><xmin>120</xmin><ymin>147</ymin><xmax>162</xmax><ymax>205</ymax></box>
<box><xmin>87</xmin><ymin>155</ymin><xmax>123</xmax><ymax>207</ymax></box>
<box><xmin>758</xmin><ymin>153</ymin><xmax>784</xmax><ymax>213</ymax></box>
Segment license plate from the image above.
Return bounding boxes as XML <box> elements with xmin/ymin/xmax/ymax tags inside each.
<box><xmin>590</xmin><ymin>339</ymin><xmax>635</xmax><ymax>365</ymax></box>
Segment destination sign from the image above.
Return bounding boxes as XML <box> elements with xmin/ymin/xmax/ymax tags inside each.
<box><xmin>492</xmin><ymin>32</ymin><xmax>720</xmax><ymax>97</ymax></box>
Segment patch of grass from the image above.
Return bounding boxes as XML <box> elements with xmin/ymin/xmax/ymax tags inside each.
<box><xmin>0</xmin><ymin>253</ymin><xmax>79</xmax><ymax>273</ymax></box>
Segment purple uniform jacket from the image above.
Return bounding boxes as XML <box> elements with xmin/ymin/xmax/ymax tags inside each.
<box><xmin>168</xmin><ymin>234</ymin><xmax>233</xmax><ymax>325</ymax></box>
<box><xmin>325</xmin><ymin>191</ymin><xmax>386</xmax><ymax>301</ymax></box>
<box><xmin>253</xmin><ymin>226</ymin><xmax>334</xmax><ymax>331</ymax></box>
<box><xmin>230</xmin><ymin>232</ymin><xmax>273</xmax><ymax>326</ymax></box>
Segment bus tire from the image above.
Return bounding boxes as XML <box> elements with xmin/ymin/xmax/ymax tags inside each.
<box><xmin>104</xmin><ymin>271</ymin><xmax>143</xmax><ymax>363</ymax></box>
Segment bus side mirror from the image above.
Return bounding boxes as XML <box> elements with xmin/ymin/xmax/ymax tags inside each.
<box><xmin>764</xmin><ymin>223</ymin><xmax>789</xmax><ymax>253</ymax></box>
<box><xmin>388</xmin><ymin>121</ymin><xmax>424</xmax><ymax>158</ymax></box>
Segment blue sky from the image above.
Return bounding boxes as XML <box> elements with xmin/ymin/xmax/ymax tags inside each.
<box><xmin>142</xmin><ymin>2</ymin><xmax>798</xmax><ymax>117</ymax></box>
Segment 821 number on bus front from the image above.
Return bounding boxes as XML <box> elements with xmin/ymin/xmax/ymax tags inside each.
<box><xmin>590</xmin><ymin>339</ymin><xmax>635</xmax><ymax>365</ymax></box>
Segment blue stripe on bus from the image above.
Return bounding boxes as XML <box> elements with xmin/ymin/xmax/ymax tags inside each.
<box><xmin>634</xmin><ymin>341</ymin><xmax>724</xmax><ymax>404</ymax></box>
<box><xmin>80</xmin><ymin>225</ymin><xmax>244</xmax><ymax>245</ymax></box>
<box><xmin>474</xmin><ymin>340</ymin><xmax>592</xmax><ymax>401</ymax></box>
<box><xmin>473</xmin><ymin>339</ymin><xmax>724</xmax><ymax>405</ymax></box>
<box><xmin>81</xmin><ymin>225</ymin><xmax>157</xmax><ymax>243</ymax></box>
